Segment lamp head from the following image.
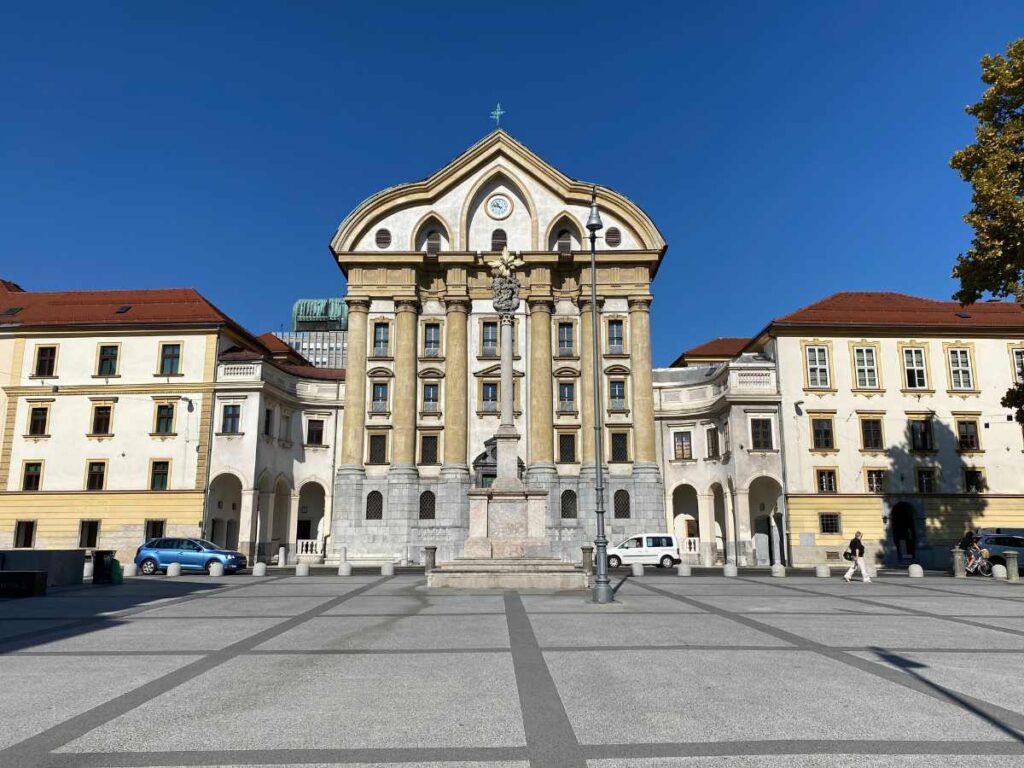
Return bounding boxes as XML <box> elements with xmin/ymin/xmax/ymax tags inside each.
<box><xmin>586</xmin><ymin>185</ymin><xmax>603</xmax><ymax>232</ymax></box>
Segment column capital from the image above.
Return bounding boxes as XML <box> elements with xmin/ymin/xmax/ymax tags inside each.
<box><xmin>578</xmin><ymin>296</ymin><xmax>604</xmax><ymax>313</ymax></box>
<box><xmin>395</xmin><ymin>298</ymin><xmax>420</xmax><ymax>314</ymax></box>
<box><xmin>628</xmin><ymin>295</ymin><xmax>653</xmax><ymax>312</ymax></box>
<box><xmin>345</xmin><ymin>297</ymin><xmax>371</xmax><ymax>313</ymax></box>
<box><xmin>527</xmin><ymin>297</ymin><xmax>554</xmax><ymax>312</ymax></box>
<box><xmin>444</xmin><ymin>297</ymin><xmax>471</xmax><ymax>314</ymax></box>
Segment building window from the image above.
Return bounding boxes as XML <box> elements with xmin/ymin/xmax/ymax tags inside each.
<box><xmin>372</xmin><ymin>323</ymin><xmax>389</xmax><ymax>357</ymax></box>
<box><xmin>366</xmin><ymin>491</ymin><xmax>383</xmax><ymax>520</ymax></box>
<box><xmin>423</xmin><ymin>323</ymin><xmax>441</xmax><ymax>356</ymax></box>
<box><xmin>610</xmin><ymin>432</ymin><xmax>630</xmax><ymax>462</ymax></box>
<box><xmin>558</xmin><ymin>432</ymin><xmax>576</xmax><ymax>463</ymax></box>
<box><xmin>419</xmin><ymin>490</ymin><xmax>435</xmax><ymax>520</ymax></box>
<box><xmin>613</xmin><ymin>489</ymin><xmax>631</xmax><ymax>519</ymax></box>
<box><xmin>91</xmin><ymin>404</ymin><xmax>112</xmax><ymax>435</ymax></box>
<box><xmin>910</xmin><ymin>419</ymin><xmax>934</xmax><ymax>451</ymax></box>
<box><xmin>306</xmin><ymin>419</ymin><xmax>325</xmax><ymax>446</ymax></box>
<box><xmin>420</xmin><ymin>434</ymin><xmax>439</xmax><ymax>465</ymax></box>
<box><xmin>79</xmin><ymin>520</ymin><xmax>100</xmax><ymax>548</ymax></box>
<box><xmin>556</xmin><ymin>229</ymin><xmax>572</xmax><ymax>254</ymax></box>
<box><xmin>375</xmin><ymin>228</ymin><xmax>391</xmax><ymax>249</ymax></box>
<box><xmin>422</xmin><ymin>383</ymin><xmax>439</xmax><ymax>413</ymax></box>
<box><xmin>903</xmin><ymin>347</ymin><xmax>928</xmax><ymax>389</ymax></box>
<box><xmin>964</xmin><ymin>469</ymin><xmax>985</xmax><ymax>493</ymax></box>
<box><xmin>159</xmin><ymin>343</ymin><xmax>181</xmax><ymax>375</ymax></box>
<box><xmin>28</xmin><ymin>406</ymin><xmax>49</xmax><ymax>436</ymax></box>
<box><xmin>150</xmin><ymin>461</ymin><xmax>170</xmax><ymax>491</ymax></box>
<box><xmin>706</xmin><ymin>427</ymin><xmax>720</xmax><ymax>459</ymax></box>
<box><xmin>861</xmin><ymin>418</ymin><xmax>883</xmax><ymax>451</ymax></box>
<box><xmin>368</xmin><ymin>434</ymin><xmax>388</xmax><ymax>464</ymax></box>
<box><xmin>673</xmin><ymin>431</ymin><xmax>693</xmax><ymax>460</ymax></box>
<box><xmin>145</xmin><ymin>519</ymin><xmax>165</xmax><ymax>540</ymax></box>
<box><xmin>371</xmin><ymin>382</ymin><xmax>389</xmax><ymax>413</ymax></box>
<box><xmin>222</xmin><ymin>404</ymin><xmax>241</xmax><ymax>434</ymax></box>
<box><xmin>491</xmin><ymin>229</ymin><xmax>507</xmax><ymax>251</ymax></box>
<box><xmin>97</xmin><ymin>345</ymin><xmax>119</xmax><ymax>376</ymax></box>
<box><xmin>482</xmin><ymin>382</ymin><xmax>499</xmax><ymax>413</ymax></box>
<box><xmin>264</xmin><ymin>408</ymin><xmax>273</xmax><ymax>437</ymax></box>
<box><xmin>853</xmin><ymin>346</ymin><xmax>878</xmax><ymax>388</ymax></box>
<box><xmin>607</xmin><ymin>320</ymin><xmax>624</xmax><ymax>354</ymax></box>
<box><xmin>154</xmin><ymin>403</ymin><xmax>175</xmax><ymax>435</ymax></box>
<box><xmin>481</xmin><ymin>322</ymin><xmax>498</xmax><ymax>357</ymax></box>
<box><xmin>86</xmin><ymin>461</ymin><xmax>106</xmax><ymax>491</ymax></box>
<box><xmin>1014</xmin><ymin>348</ymin><xmax>1024</xmax><ymax>383</ymax></box>
<box><xmin>805</xmin><ymin>346</ymin><xmax>830</xmax><ymax>388</ymax></box>
<box><xmin>22</xmin><ymin>462</ymin><xmax>42</xmax><ymax>491</ymax></box>
<box><xmin>425</xmin><ymin>230</ymin><xmax>441</xmax><ymax>255</ymax></box>
<box><xmin>866</xmin><ymin>469</ymin><xmax>886</xmax><ymax>494</ymax></box>
<box><xmin>751</xmin><ymin>418</ymin><xmax>773</xmax><ymax>450</ymax></box>
<box><xmin>557</xmin><ymin>323</ymin><xmax>574</xmax><ymax>356</ymax></box>
<box><xmin>605</xmin><ymin>227</ymin><xmax>622</xmax><ymax>247</ymax></box>
<box><xmin>609</xmin><ymin>379</ymin><xmax>626</xmax><ymax>410</ymax></box>
<box><xmin>948</xmin><ymin>348</ymin><xmax>974</xmax><ymax>390</ymax></box>
<box><xmin>916</xmin><ymin>468</ymin><xmax>937</xmax><ymax>493</ymax></box>
<box><xmin>279</xmin><ymin>413</ymin><xmax>291</xmax><ymax>442</ymax></box>
<box><xmin>811</xmin><ymin>417</ymin><xmax>834</xmax><ymax>451</ymax></box>
<box><xmin>14</xmin><ymin>520</ymin><xmax>36</xmax><ymax>548</ymax></box>
<box><xmin>818</xmin><ymin>513</ymin><xmax>841</xmax><ymax>535</ymax></box>
<box><xmin>957</xmin><ymin>420</ymin><xmax>980</xmax><ymax>451</ymax></box>
<box><xmin>560</xmin><ymin>490</ymin><xmax>577</xmax><ymax>519</ymax></box>
<box><xmin>558</xmin><ymin>382</ymin><xmax>575</xmax><ymax>412</ymax></box>
<box><xmin>816</xmin><ymin>469</ymin><xmax>838</xmax><ymax>494</ymax></box>
<box><xmin>34</xmin><ymin>346</ymin><xmax>57</xmax><ymax>377</ymax></box>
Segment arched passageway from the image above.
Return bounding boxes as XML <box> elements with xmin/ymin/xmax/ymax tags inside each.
<box><xmin>748</xmin><ymin>476</ymin><xmax>785</xmax><ymax>566</ymax></box>
<box><xmin>207</xmin><ymin>474</ymin><xmax>242</xmax><ymax>550</ymax></box>
<box><xmin>297</xmin><ymin>482</ymin><xmax>327</xmax><ymax>557</ymax></box>
<box><xmin>671</xmin><ymin>484</ymin><xmax>700</xmax><ymax>559</ymax></box>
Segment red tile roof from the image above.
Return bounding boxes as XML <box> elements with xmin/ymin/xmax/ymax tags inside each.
<box><xmin>684</xmin><ymin>337</ymin><xmax>751</xmax><ymax>357</ymax></box>
<box><xmin>278</xmin><ymin>364</ymin><xmax>346</xmax><ymax>381</ymax></box>
<box><xmin>257</xmin><ymin>332</ymin><xmax>309</xmax><ymax>364</ymax></box>
<box><xmin>773</xmin><ymin>292</ymin><xmax>1024</xmax><ymax>331</ymax></box>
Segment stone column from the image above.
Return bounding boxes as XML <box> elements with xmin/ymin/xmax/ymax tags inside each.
<box><xmin>734</xmin><ymin>489</ymin><xmax>752</xmax><ymax>567</ymax></box>
<box><xmin>440</xmin><ymin>298</ymin><xmax>470</xmax><ymax>531</ymax></box>
<box><xmin>628</xmin><ymin>296</ymin><xmax>657</xmax><ymax>467</ymax></box>
<box><xmin>237</xmin><ymin>489</ymin><xmax>258</xmax><ymax>561</ymax></box>
<box><xmin>286</xmin><ymin>491</ymin><xmax>301</xmax><ymax>563</ymax></box>
<box><xmin>527</xmin><ymin>298</ymin><xmax>556</xmax><ymax>507</ymax></box>
<box><xmin>697</xmin><ymin>492</ymin><xmax>715</xmax><ymax>566</ymax></box>
<box><xmin>392</xmin><ymin>298</ymin><xmax>419</xmax><ymax>468</ymax></box>
<box><xmin>724</xmin><ymin>490</ymin><xmax>737</xmax><ymax>565</ymax></box>
<box><xmin>339</xmin><ymin>299</ymin><xmax>370</xmax><ymax>468</ymax></box>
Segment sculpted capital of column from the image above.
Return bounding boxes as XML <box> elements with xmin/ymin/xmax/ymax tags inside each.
<box><xmin>395</xmin><ymin>298</ymin><xmax>420</xmax><ymax>314</ymax></box>
<box><xmin>628</xmin><ymin>295</ymin><xmax>653</xmax><ymax>312</ymax></box>
<box><xmin>444</xmin><ymin>297</ymin><xmax>471</xmax><ymax>315</ymax></box>
<box><xmin>346</xmin><ymin>297</ymin><xmax>371</xmax><ymax>314</ymax></box>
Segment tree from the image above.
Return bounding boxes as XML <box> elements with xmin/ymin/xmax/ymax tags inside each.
<box><xmin>950</xmin><ymin>38</ymin><xmax>1024</xmax><ymax>422</ymax></box>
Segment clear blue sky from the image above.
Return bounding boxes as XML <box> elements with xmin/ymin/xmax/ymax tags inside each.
<box><xmin>2</xmin><ymin>2</ymin><xmax>1022</xmax><ymax>365</ymax></box>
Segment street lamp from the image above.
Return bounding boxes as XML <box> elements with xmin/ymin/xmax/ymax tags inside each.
<box><xmin>587</xmin><ymin>186</ymin><xmax>614</xmax><ymax>604</ymax></box>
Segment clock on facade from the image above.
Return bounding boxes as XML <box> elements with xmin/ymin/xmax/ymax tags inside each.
<box><xmin>486</xmin><ymin>193</ymin><xmax>513</xmax><ymax>220</ymax></box>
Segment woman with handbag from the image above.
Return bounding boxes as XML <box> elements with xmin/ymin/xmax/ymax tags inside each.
<box><xmin>843</xmin><ymin>531</ymin><xmax>871</xmax><ymax>583</ymax></box>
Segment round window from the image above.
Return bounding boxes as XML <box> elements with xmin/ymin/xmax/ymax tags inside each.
<box><xmin>605</xmin><ymin>227</ymin><xmax>622</xmax><ymax>248</ymax></box>
<box><xmin>375</xmin><ymin>228</ymin><xmax>392</xmax><ymax>249</ymax></box>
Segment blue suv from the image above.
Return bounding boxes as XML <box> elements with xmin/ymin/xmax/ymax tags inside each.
<box><xmin>135</xmin><ymin>538</ymin><xmax>247</xmax><ymax>575</ymax></box>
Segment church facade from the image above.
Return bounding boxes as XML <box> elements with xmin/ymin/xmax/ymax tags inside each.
<box><xmin>328</xmin><ymin>130</ymin><xmax>667</xmax><ymax>563</ymax></box>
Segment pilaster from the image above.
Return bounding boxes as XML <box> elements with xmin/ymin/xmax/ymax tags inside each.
<box><xmin>340</xmin><ymin>298</ymin><xmax>370</xmax><ymax>467</ymax></box>
<box><xmin>628</xmin><ymin>295</ymin><xmax>657</xmax><ymax>466</ymax></box>
<box><xmin>443</xmin><ymin>298</ymin><xmax>470</xmax><ymax>468</ymax></box>
<box><xmin>527</xmin><ymin>297</ymin><xmax>554</xmax><ymax>468</ymax></box>
<box><xmin>392</xmin><ymin>298</ymin><xmax>419</xmax><ymax>467</ymax></box>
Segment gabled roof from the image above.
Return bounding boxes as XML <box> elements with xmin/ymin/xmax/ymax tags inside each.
<box><xmin>257</xmin><ymin>332</ymin><xmax>309</xmax><ymax>365</ymax></box>
<box><xmin>670</xmin><ymin>337</ymin><xmax>751</xmax><ymax>367</ymax></box>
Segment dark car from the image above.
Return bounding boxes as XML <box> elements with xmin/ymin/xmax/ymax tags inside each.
<box><xmin>977</xmin><ymin>533</ymin><xmax>1024</xmax><ymax>575</ymax></box>
<box><xmin>134</xmin><ymin>538</ymin><xmax>247</xmax><ymax>575</ymax></box>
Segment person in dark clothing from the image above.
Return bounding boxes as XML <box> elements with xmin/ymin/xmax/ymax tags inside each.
<box><xmin>958</xmin><ymin>530</ymin><xmax>976</xmax><ymax>552</ymax></box>
<box><xmin>844</xmin><ymin>531</ymin><xmax>871</xmax><ymax>583</ymax></box>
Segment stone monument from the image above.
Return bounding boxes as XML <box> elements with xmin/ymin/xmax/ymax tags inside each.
<box><xmin>428</xmin><ymin>249</ymin><xmax>586</xmax><ymax>590</ymax></box>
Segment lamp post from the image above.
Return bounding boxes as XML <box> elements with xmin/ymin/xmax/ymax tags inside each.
<box><xmin>587</xmin><ymin>186</ymin><xmax>613</xmax><ymax>604</ymax></box>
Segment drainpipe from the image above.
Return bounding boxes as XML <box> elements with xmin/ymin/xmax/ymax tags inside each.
<box><xmin>772</xmin><ymin>334</ymin><xmax>792</xmax><ymax>566</ymax></box>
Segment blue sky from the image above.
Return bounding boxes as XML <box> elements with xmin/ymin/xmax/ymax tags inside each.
<box><xmin>2</xmin><ymin>1</ymin><xmax>1022</xmax><ymax>365</ymax></box>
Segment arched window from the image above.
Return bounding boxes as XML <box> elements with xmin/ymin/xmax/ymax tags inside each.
<box><xmin>491</xmin><ymin>229</ymin><xmax>507</xmax><ymax>251</ymax></box>
<box><xmin>419</xmin><ymin>490</ymin><xmax>436</xmax><ymax>520</ymax></box>
<box><xmin>556</xmin><ymin>229</ymin><xmax>572</xmax><ymax>254</ymax></box>
<box><xmin>605</xmin><ymin>227</ymin><xmax>622</xmax><ymax>248</ymax></box>
<box><xmin>366</xmin><ymin>491</ymin><xmax>383</xmax><ymax>520</ymax></box>
<box><xmin>613</xmin><ymin>489</ymin><xmax>631</xmax><ymax>519</ymax></box>
<box><xmin>426</xmin><ymin>230</ymin><xmax>441</xmax><ymax>255</ymax></box>
<box><xmin>560</xmin><ymin>490</ymin><xmax>577</xmax><ymax>519</ymax></box>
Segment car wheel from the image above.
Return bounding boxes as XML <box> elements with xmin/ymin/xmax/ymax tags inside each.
<box><xmin>660</xmin><ymin>555</ymin><xmax>675</xmax><ymax>569</ymax></box>
<box><xmin>608</xmin><ymin>555</ymin><xmax>621</xmax><ymax>569</ymax></box>
<box><xmin>140</xmin><ymin>558</ymin><xmax>158</xmax><ymax>576</ymax></box>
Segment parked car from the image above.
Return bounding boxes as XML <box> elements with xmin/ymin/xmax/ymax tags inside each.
<box><xmin>134</xmin><ymin>538</ymin><xmax>247</xmax><ymax>575</ymax></box>
<box><xmin>976</xmin><ymin>532</ymin><xmax>1024</xmax><ymax>574</ymax></box>
<box><xmin>607</xmin><ymin>533</ymin><xmax>681</xmax><ymax>569</ymax></box>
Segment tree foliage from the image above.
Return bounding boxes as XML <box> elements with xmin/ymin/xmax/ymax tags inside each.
<box><xmin>951</xmin><ymin>38</ymin><xmax>1024</xmax><ymax>422</ymax></box>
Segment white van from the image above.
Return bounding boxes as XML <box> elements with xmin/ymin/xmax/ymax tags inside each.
<box><xmin>607</xmin><ymin>533</ymin><xmax>681</xmax><ymax>569</ymax></box>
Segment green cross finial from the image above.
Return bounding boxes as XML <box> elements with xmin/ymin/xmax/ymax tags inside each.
<box><xmin>490</xmin><ymin>102</ymin><xmax>505</xmax><ymax>127</ymax></box>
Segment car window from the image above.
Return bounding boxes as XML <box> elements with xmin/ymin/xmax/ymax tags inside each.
<box><xmin>621</xmin><ymin>538</ymin><xmax>642</xmax><ymax>549</ymax></box>
<box><xmin>154</xmin><ymin>538</ymin><xmax>173</xmax><ymax>549</ymax></box>
<box><xmin>180</xmin><ymin>541</ymin><xmax>202</xmax><ymax>552</ymax></box>
<box><xmin>648</xmin><ymin>536</ymin><xmax>672</xmax><ymax>548</ymax></box>
<box><xmin>195</xmin><ymin>539</ymin><xmax>219</xmax><ymax>550</ymax></box>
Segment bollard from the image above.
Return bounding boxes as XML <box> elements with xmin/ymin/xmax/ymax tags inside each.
<box><xmin>208</xmin><ymin>562</ymin><xmax>225</xmax><ymax>577</ymax></box>
<box><xmin>631</xmin><ymin>563</ymin><xmax>644</xmax><ymax>577</ymax></box>
<box><xmin>723</xmin><ymin>563</ymin><xmax>738</xmax><ymax>578</ymax></box>
<box><xmin>952</xmin><ymin>548</ymin><xmax>966</xmax><ymax>579</ymax></box>
<box><xmin>677</xmin><ymin>563</ymin><xmax>691</xmax><ymax>577</ymax></box>
<box><xmin>166</xmin><ymin>562</ymin><xmax>182</xmax><ymax>577</ymax></box>
<box><xmin>295</xmin><ymin>563</ymin><xmax>310</xmax><ymax>577</ymax></box>
<box><xmin>992</xmin><ymin>564</ymin><xmax>1008</xmax><ymax>580</ymax></box>
<box><xmin>1006</xmin><ymin>551</ymin><xmax>1020</xmax><ymax>583</ymax></box>
<box><xmin>83</xmin><ymin>561</ymin><xmax>94</xmax><ymax>580</ymax></box>
<box><xmin>581</xmin><ymin>545</ymin><xmax>594</xmax><ymax>576</ymax></box>
<box><xmin>423</xmin><ymin>546</ymin><xmax>437</xmax><ymax>573</ymax></box>
<box><xmin>908</xmin><ymin>564</ymin><xmax>924</xmax><ymax>578</ymax></box>
<box><xmin>771</xmin><ymin>564</ymin><xmax>786</xmax><ymax>578</ymax></box>
<box><xmin>252</xmin><ymin>562</ymin><xmax>267</xmax><ymax>577</ymax></box>
<box><xmin>337</xmin><ymin>562</ymin><xmax>352</xmax><ymax>576</ymax></box>
<box><xmin>381</xmin><ymin>562</ymin><xmax>394</xmax><ymax>576</ymax></box>
<box><xmin>815</xmin><ymin>565</ymin><xmax>830</xmax><ymax>578</ymax></box>
<box><xmin>122</xmin><ymin>563</ymin><xmax>138</xmax><ymax>578</ymax></box>
<box><xmin>278</xmin><ymin>546</ymin><xmax>287</xmax><ymax>567</ymax></box>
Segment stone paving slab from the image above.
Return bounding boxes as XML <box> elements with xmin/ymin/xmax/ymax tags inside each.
<box><xmin>27</xmin><ymin>617</ymin><xmax>288</xmax><ymax>652</ymax></box>
<box><xmin>700</xmin><ymin>595</ymin><xmax>905</xmax><ymax>614</ymax></box>
<box><xmin>324</xmin><ymin>595</ymin><xmax>507</xmax><ymax>615</ymax></box>
<box><xmin>847</xmin><ymin>595</ymin><xmax>1024</xmax><ymax>616</ymax></box>
<box><xmin>520</xmin><ymin>594</ymin><xmax>704</xmax><ymax>614</ymax></box>
<box><xmin>254</xmin><ymin>614</ymin><xmax>511</xmax><ymax>651</ymax></box>
<box><xmin>530</xmin><ymin>612</ymin><xmax>790</xmax><ymax>648</ymax></box>
<box><xmin>588</xmin><ymin>757</ymin><xmax>1024</xmax><ymax>767</ymax></box>
<box><xmin>132</xmin><ymin>595</ymin><xmax>337</xmax><ymax>618</ymax></box>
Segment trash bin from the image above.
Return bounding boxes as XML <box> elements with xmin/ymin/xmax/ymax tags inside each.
<box><xmin>111</xmin><ymin>559</ymin><xmax>123</xmax><ymax>585</ymax></box>
<box><xmin>91</xmin><ymin>550</ymin><xmax>116</xmax><ymax>584</ymax></box>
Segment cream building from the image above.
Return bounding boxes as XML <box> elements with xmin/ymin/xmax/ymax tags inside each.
<box><xmin>329</xmin><ymin>130</ymin><xmax>667</xmax><ymax>563</ymax></box>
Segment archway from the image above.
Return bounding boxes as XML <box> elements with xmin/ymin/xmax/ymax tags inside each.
<box><xmin>711</xmin><ymin>483</ymin><xmax>728</xmax><ymax>563</ymax></box>
<box><xmin>271</xmin><ymin>478</ymin><xmax>291</xmax><ymax>560</ymax></box>
<box><xmin>748</xmin><ymin>476</ymin><xmax>784</xmax><ymax>566</ymax></box>
<box><xmin>890</xmin><ymin>501</ymin><xmax>916</xmax><ymax>562</ymax></box>
<box><xmin>207</xmin><ymin>474</ymin><xmax>242</xmax><ymax>550</ymax></box>
<box><xmin>297</xmin><ymin>481</ymin><xmax>327</xmax><ymax>546</ymax></box>
<box><xmin>671</xmin><ymin>484</ymin><xmax>700</xmax><ymax>558</ymax></box>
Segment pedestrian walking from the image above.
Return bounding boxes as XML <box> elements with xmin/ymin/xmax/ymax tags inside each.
<box><xmin>844</xmin><ymin>531</ymin><xmax>871</xmax><ymax>583</ymax></box>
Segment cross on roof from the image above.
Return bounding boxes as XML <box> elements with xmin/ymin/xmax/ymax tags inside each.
<box><xmin>490</xmin><ymin>102</ymin><xmax>505</xmax><ymax>127</ymax></box>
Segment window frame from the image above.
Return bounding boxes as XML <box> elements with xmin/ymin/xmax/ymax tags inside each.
<box><xmin>955</xmin><ymin>417</ymin><xmax>981</xmax><ymax>453</ymax></box>
<box><xmin>32</xmin><ymin>344</ymin><xmax>58</xmax><ymax>378</ymax></box>
<box><xmin>370</xmin><ymin>320</ymin><xmax>392</xmax><ymax>359</ymax></box>
<box><xmin>609</xmin><ymin>430</ymin><xmax>631</xmax><ymax>463</ymax></box>
<box><xmin>78</xmin><ymin>519</ymin><xmax>100</xmax><ymax>549</ymax></box>
<box><xmin>815</xmin><ymin>467</ymin><xmax>838</xmax><ymax>494</ymax></box>
<box><xmin>673</xmin><ymin>430</ymin><xmax>694</xmax><ymax>461</ymax></box>
<box><xmin>865</xmin><ymin>468</ymin><xmax>887</xmax><ymax>494</ymax></box>
<box><xmin>858</xmin><ymin>413</ymin><xmax>885</xmax><ymax>452</ymax></box>
<box><xmin>21</xmin><ymin>460</ymin><xmax>43</xmax><ymax>492</ymax></box>
<box><xmin>220</xmin><ymin>402</ymin><xmax>241</xmax><ymax>434</ymax></box>
<box><xmin>419</xmin><ymin>432</ymin><xmax>440</xmax><ymax>466</ymax></box>
<box><xmin>421</xmin><ymin>320</ymin><xmax>443</xmax><ymax>358</ymax></box>
<box><xmin>13</xmin><ymin>519</ymin><xmax>36</xmax><ymax>548</ymax></box>
<box><xmin>557</xmin><ymin>430</ymin><xmax>577</xmax><ymax>464</ymax></box>
<box><xmin>305</xmin><ymin>418</ymin><xmax>325</xmax><ymax>446</ymax></box>
<box><xmin>90</xmin><ymin>402</ymin><xmax>114</xmax><ymax>436</ymax></box>
<box><xmin>963</xmin><ymin>467</ymin><xmax>985</xmax><ymax>494</ymax></box>
<box><xmin>367</xmin><ymin>431</ymin><xmax>389</xmax><ymax>465</ymax></box>
<box><xmin>749</xmin><ymin>416</ymin><xmax>775</xmax><ymax>451</ymax></box>
<box><xmin>899</xmin><ymin>342</ymin><xmax>932</xmax><ymax>392</ymax></box>
<box><xmin>916</xmin><ymin>467</ymin><xmax>938</xmax><ymax>493</ymax></box>
<box><xmin>801</xmin><ymin>341</ymin><xmax>833</xmax><ymax>390</ymax></box>
<box><xmin>604</xmin><ymin>317</ymin><xmax>627</xmax><ymax>356</ymax></box>
<box><xmin>149</xmin><ymin>459</ymin><xmax>171</xmax><ymax>491</ymax></box>
<box><xmin>706</xmin><ymin>426</ymin><xmax>720</xmax><ymax>459</ymax></box>
<box><xmin>1009</xmin><ymin>344</ymin><xmax>1024</xmax><ymax>384</ymax></box>
<box><xmin>157</xmin><ymin>342</ymin><xmax>183</xmax><ymax>376</ymax></box>
<box><xmin>556</xmin><ymin>321</ymin><xmax>576</xmax><ymax>358</ymax></box>
<box><xmin>95</xmin><ymin>343</ymin><xmax>121</xmax><ymax>377</ymax></box>
<box><xmin>818</xmin><ymin>512</ymin><xmax>842</xmax><ymax>535</ymax></box>
<box><xmin>152</xmin><ymin>401</ymin><xmax>176</xmax><ymax>436</ymax></box>
<box><xmin>809</xmin><ymin>412</ymin><xmax>836</xmax><ymax>452</ymax></box>
<box><xmin>908</xmin><ymin>415</ymin><xmax>936</xmax><ymax>453</ymax></box>
<box><xmin>943</xmin><ymin>343</ymin><xmax>978</xmax><ymax>393</ymax></box>
<box><xmin>85</xmin><ymin>460</ymin><xmax>108</xmax><ymax>491</ymax></box>
<box><xmin>370</xmin><ymin>380</ymin><xmax>390</xmax><ymax>415</ymax></box>
<box><xmin>26</xmin><ymin>404</ymin><xmax>50</xmax><ymax>437</ymax></box>
<box><xmin>608</xmin><ymin>378</ymin><xmax>628</xmax><ymax>412</ymax></box>
<box><xmin>849</xmin><ymin>342</ymin><xmax>882</xmax><ymax>391</ymax></box>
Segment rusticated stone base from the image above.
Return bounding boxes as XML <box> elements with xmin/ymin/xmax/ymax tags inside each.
<box><xmin>427</xmin><ymin>558</ymin><xmax>586</xmax><ymax>591</ymax></box>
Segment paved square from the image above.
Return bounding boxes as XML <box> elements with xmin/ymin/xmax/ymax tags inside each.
<box><xmin>2</xmin><ymin>571</ymin><xmax>1024</xmax><ymax>768</ymax></box>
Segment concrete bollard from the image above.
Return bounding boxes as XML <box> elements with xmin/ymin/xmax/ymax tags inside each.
<box><xmin>581</xmin><ymin>545</ymin><xmax>594</xmax><ymax>576</ymax></box>
<box><xmin>952</xmin><ymin>548</ymin><xmax>966</xmax><ymax>579</ymax></box>
<box><xmin>908</xmin><ymin>564</ymin><xmax>924</xmax><ymax>578</ymax></box>
<box><xmin>83</xmin><ymin>561</ymin><xmax>94</xmax><ymax>580</ymax></box>
<box><xmin>723</xmin><ymin>563</ymin><xmax>738</xmax><ymax>577</ymax></box>
<box><xmin>381</xmin><ymin>562</ymin><xmax>394</xmax><ymax>576</ymax></box>
<box><xmin>278</xmin><ymin>546</ymin><xmax>287</xmax><ymax>567</ymax></box>
<box><xmin>1006</xmin><ymin>551</ymin><xmax>1020</xmax><ymax>583</ymax></box>
<box><xmin>631</xmin><ymin>563</ymin><xmax>644</xmax><ymax>577</ymax></box>
<box><xmin>677</xmin><ymin>563</ymin><xmax>691</xmax><ymax>577</ymax></box>
<box><xmin>771</xmin><ymin>564</ymin><xmax>786</xmax><ymax>578</ymax></box>
<box><xmin>423</xmin><ymin>546</ymin><xmax>437</xmax><ymax>572</ymax></box>
<box><xmin>815</xmin><ymin>565</ymin><xmax>831</xmax><ymax>578</ymax></box>
<box><xmin>252</xmin><ymin>562</ymin><xmax>267</xmax><ymax>577</ymax></box>
<box><xmin>295</xmin><ymin>563</ymin><xmax>310</xmax><ymax>577</ymax></box>
<box><xmin>337</xmin><ymin>562</ymin><xmax>352</xmax><ymax>576</ymax></box>
<box><xmin>208</xmin><ymin>562</ymin><xmax>225</xmax><ymax>577</ymax></box>
<box><xmin>122</xmin><ymin>563</ymin><xmax>137</xmax><ymax>578</ymax></box>
<box><xmin>166</xmin><ymin>562</ymin><xmax>182</xmax><ymax>577</ymax></box>
<box><xmin>992</xmin><ymin>564</ymin><xmax>1008</xmax><ymax>580</ymax></box>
